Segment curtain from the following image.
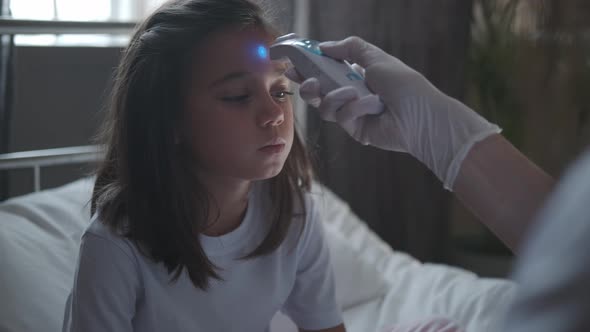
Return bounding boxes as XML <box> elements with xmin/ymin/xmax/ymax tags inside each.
<box><xmin>307</xmin><ymin>0</ymin><xmax>474</xmax><ymax>262</ymax></box>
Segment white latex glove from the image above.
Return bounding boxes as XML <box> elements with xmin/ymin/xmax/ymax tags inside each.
<box><xmin>286</xmin><ymin>36</ymin><xmax>501</xmax><ymax>190</ymax></box>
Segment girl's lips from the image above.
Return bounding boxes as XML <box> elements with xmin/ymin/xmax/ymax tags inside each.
<box><xmin>258</xmin><ymin>143</ymin><xmax>285</xmax><ymax>154</ymax></box>
<box><xmin>260</xmin><ymin>137</ymin><xmax>287</xmax><ymax>151</ymax></box>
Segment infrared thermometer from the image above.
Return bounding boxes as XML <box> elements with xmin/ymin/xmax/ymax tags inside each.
<box><xmin>269</xmin><ymin>33</ymin><xmax>384</xmax><ymax>115</ymax></box>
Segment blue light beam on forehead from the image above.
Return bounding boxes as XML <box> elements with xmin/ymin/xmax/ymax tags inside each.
<box><xmin>256</xmin><ymin>44</ymin><xmax>268</xmax><ymax>59</ymax></box>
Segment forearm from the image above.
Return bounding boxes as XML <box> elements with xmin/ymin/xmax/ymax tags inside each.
<box><xmin>453</xmin><ymin>134</ymin><xmax>555</xmax><ymax>253</ymax></box>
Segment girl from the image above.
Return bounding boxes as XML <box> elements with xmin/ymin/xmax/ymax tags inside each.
<box><xmin>62</xmin><ymin>0</ymin><xmax>345</xmax><ymax>331</ymax></box>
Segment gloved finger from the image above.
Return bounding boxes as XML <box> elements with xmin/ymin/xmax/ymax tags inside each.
<box><xmin>316</xmin><ymin>86</ymin><xmax>359</xmax><ymax>122</ymax></box>
<box><xmin>319</xmin><ymin>36</ymin><xmax>389</xmax><ymax>69</ymax></box>
<box><xmin>351</xmin><ymin>63</ymin><xmax>366</xmax><ymax>77</ymax></box>
<box><xmin>335</xmin><ymin>95</ymin><xmax>384</xmax><ymax>146</ymax></box>
<box><xmin>284</xmin><ymin>66</ymin><xmax>304</xmax><ymax>84</ymax></box>
<box><xmin>299</xmin><ymin>77</ymin><xmax>322</xmax><ymax>107</ymax></box>
<box><xmin>335</xmin><ymin>94</ymin><xmax>382</xmax><ymax>126</ymax></box>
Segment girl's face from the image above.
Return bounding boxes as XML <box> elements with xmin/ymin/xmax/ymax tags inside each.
<box><xmin>183</xmin><ymin>27</ymin><xmax>294</xmax><ymax>182</ymax></box>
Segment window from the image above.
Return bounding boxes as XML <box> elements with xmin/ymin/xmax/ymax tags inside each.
<box><xmin>9</xmin><ymin>0</ymin><xmax>166</xmax><ymax>46</ymax></box>
<box><xmin>11</xmin><ymin>0</ymin><xmax>111</xmax><ymax>21</ymax></box>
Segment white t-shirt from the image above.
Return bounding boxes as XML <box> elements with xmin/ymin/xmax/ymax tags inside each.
<box><xmin>62</xmin><ymin>181</ymin><xmax>342</xmax><ymax>332</ymax></box>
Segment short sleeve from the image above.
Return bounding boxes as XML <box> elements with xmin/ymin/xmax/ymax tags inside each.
<box><xmin>63</xmin><ymin>232</ymin><xmax>140</xmax><ymax>332</ymax></box>
<box><xmin>282</xmin><ymin>195</ymin><xmax>343</xmax><ymax>330</ymax></box>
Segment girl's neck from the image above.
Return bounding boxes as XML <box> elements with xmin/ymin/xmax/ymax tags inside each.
<box><xmin>198</xmin><ymin>172</ymin><xmax>251</xmax><ymax>237</ymax></box>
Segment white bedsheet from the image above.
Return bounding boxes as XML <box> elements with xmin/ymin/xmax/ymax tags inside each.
<box><xmin>314</xmin><ymin>185</ymin><xmax>515</xmax><ymax>332</ymax></box>
<box><xmin>0</xmin><ymin>178</ymin><xmax>515</xmax><ymax>332</ymax></box>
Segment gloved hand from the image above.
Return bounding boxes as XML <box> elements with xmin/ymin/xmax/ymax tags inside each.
<box><xmin>286</xmin><ymin>36</ymin><xmax>501</xmax><ymax>190</ymax></box>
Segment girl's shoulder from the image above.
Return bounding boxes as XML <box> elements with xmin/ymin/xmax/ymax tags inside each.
<box><xmin>82</xmin><ymin>214</ymin><xmax>139</xmax><ymax>262</ymax></box>
<box><xmin>85</xmin><ymin>214</ymin><xmax>126</xmax><ymax>240</ymax></box>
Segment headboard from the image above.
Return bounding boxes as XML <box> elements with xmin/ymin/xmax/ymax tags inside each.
<box><xmin>0</xmin><ymin>145</ymin><xmax>102</xmax><ymax>197</ymax></box>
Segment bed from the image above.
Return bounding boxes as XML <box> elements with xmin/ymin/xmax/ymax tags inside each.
<box><xmin>0</xmin><ymin>146</ymin><xmax>516</xmax><ymax>332</ymax></box>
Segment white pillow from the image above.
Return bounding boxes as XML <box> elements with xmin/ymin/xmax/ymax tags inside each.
<box><xmin>326</xmin><ymin>225</ymin><xmax>389</xmax><ymax>310</ymax></box>
<box><xmin>0</xmin><ymin>177</ymin><xmax>94</xmax><ymax>332</ymax></box>
<box><xmin>312</xmin><ymin>184</ymin><xmax>389</xmax><ymax>310</ymax></box>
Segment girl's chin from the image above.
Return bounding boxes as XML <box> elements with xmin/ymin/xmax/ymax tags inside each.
<box><xmin>252</xmin><ymin>164</ymin><xmax>286</xmax><ymax>181</ymax></box>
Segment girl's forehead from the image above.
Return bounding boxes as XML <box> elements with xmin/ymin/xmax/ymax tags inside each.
<box><xmin>191</xmin><ymin>27</ymin><xmax>275</xmax><ymax>74</ymax></box>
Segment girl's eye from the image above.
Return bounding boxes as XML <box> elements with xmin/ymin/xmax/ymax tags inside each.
<box><xmin>272</xmin><ymin>90</ymin><xmax>294</xmax><ymax>101</ymax></box>
<box><xmin>220</xmin><ymin>95</ymin><xmax>251</xmax><ymax>103</ymax></box>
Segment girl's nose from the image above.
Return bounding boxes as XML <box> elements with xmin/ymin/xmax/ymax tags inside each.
<box><xmin>257</xmin><ymin>95</ymin><xmax>284</xmax><ymax>127</ymax></box>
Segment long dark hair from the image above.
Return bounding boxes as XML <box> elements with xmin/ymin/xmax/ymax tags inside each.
<box><xmin>91</xmin><ymin>0</ymin><xmax>312</xmax><ymax>290</ymax></box>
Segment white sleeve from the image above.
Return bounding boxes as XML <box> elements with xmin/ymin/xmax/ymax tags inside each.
<box><xmin>502</xmin><ymin>149</ymin><xmax>590</xmax><ymax>332</ymax></box>
<box><xmin>282</xmin><ymin>195</ymin><xmax>343</xmax><ymax>330</ymax></box>
<box><xmin>63</xmin><ymin>232</ymin><xmax>140</xmax><ymax>332</ymax></box>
